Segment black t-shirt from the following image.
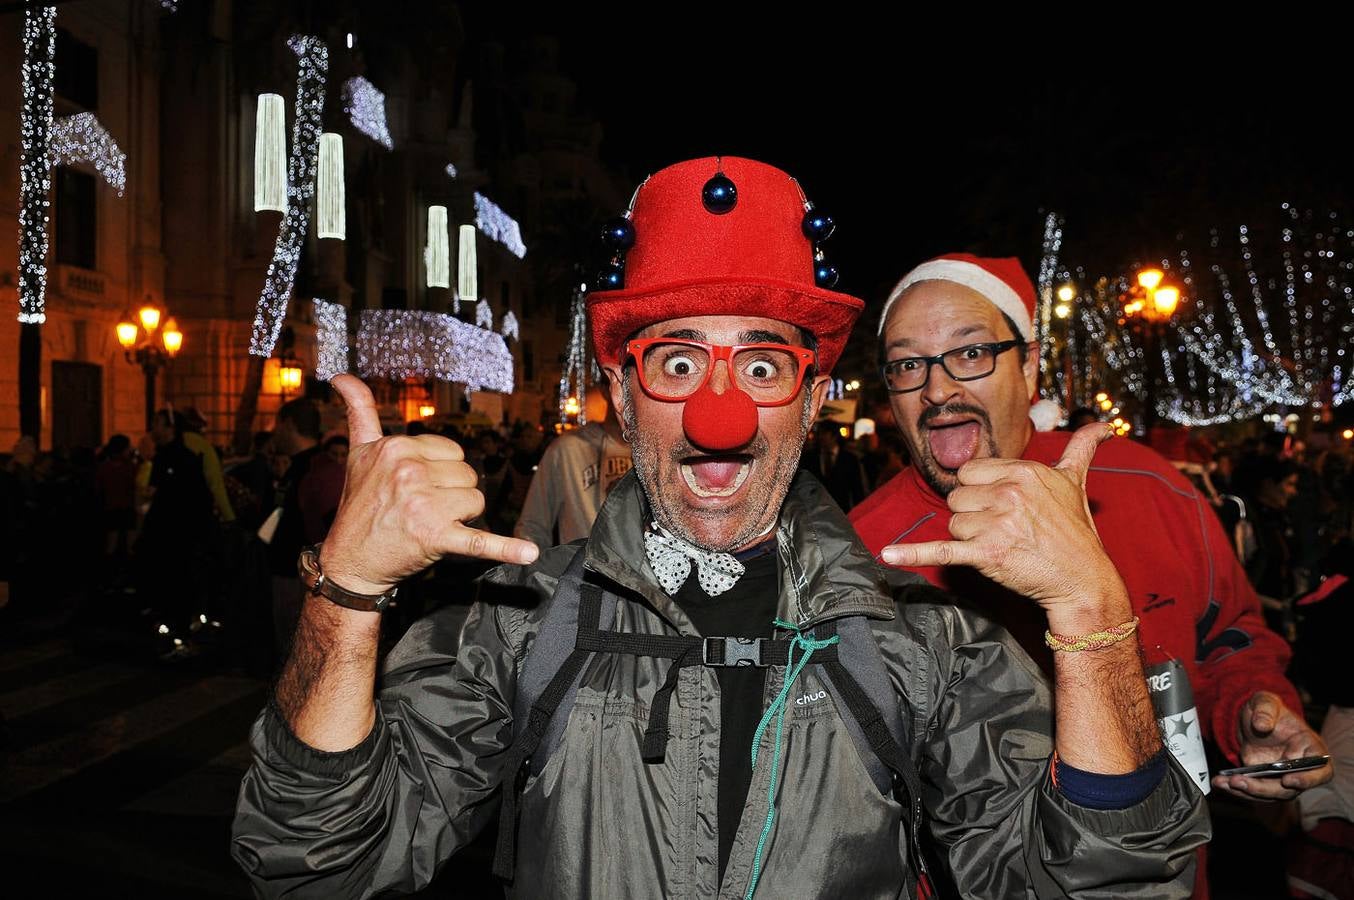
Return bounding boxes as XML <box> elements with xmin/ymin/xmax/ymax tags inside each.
<box><xmin>670</xmin><ymin>541</ymin><xmax>779</xmax><ymax>884</ymax></box>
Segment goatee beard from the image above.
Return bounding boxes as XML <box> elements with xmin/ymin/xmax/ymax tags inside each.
<box><xmin>915</xmin><ymin>402</ymin><xmax>997</xmax><ymax>497</ymax></box>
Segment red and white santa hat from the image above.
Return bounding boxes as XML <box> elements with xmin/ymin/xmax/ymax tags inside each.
<box><xmin>877</xmin><ymin>253</ymin><xmax>1036</xmax><ymax>340</ymax></box>
<box><xmin>880</xmin><ymin>253</ymin><xmax>1064</xmax><ymax>430</ymax></box>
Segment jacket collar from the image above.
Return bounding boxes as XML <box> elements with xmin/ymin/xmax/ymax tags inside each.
<box><xmin>584</xmin><ymin>470</ymin><xmax>896</xmax><ymax>633</ymax></box>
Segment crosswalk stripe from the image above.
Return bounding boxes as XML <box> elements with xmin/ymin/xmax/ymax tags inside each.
<box><xmin>0</xmin><ymin>660</ymin><xmax>143</xmax><ymax>719</ymax></box>
<box><xmin>0</xmin><ymin>675</ymin><xmax>261</xmax><ymax>803</ymax></box>
<box><xmin>0</xmin><ymin>637</ymin><xmax>73</xmax><ymax>674</ymax></box>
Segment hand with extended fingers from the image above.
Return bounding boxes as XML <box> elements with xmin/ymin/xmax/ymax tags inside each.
<box><xmin>882</xmin><ymin>423</ymin><xmax>1125</xmax><ymax>625</ymax></box>
<box><xmin>317</xmin><ymin>374</ymin><xmax>539</xmax><ymax>597</ymax></box>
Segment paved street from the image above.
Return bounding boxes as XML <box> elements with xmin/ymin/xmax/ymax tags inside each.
<box><xmin>0</xmin><ymin>595</ymin><xmax>493</xmax><ymax>898</ymax></box>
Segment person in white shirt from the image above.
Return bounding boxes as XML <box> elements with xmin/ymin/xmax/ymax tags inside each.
<box><xmin>514</xmin><ymin>385</ymin><xmax>631</xmax><ymax>547</ymax></box>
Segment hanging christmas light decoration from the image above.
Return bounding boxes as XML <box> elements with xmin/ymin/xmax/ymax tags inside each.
<box><xmin>1035</xmin><ymin>212</ymin><xmax>1063</xmax><ymax>389</ymax></box>
<box><xmin>356</xmin><ymin>309</ymin><xmax>513</xmax><ymax>393</ymax></box>
<box><xmin>17</xmin><ymin>4</ymin><xmax>55</xmax><ymax>324</ymax></box>
<box><xmin>313</xmin><ymin>299</ymin><xmax>349</xmax><ymax>380</ymax></box>
<box><xmin>456</xmin><ymin>224</ymin><xmax>477</xmax><ymax>313</ymax></box>
<box><xmin>253</xmin><ymin>93</ymin><xmax>287</xmax><ymax>213</ymax></box>
<box><xmin>445</xmin><ymin>162</ymin><xmax>458</xmax><ymax>179</ymax></box>
<box><xmin>473</xmin><ymin>192</ymin><xmax>527</xmax><ymax>258</ymax></box>
<box><xmin>316</xmin><ymin>132</ymin><xmax>344</xmax><ymax>240</ymax></box>
<box><xmin>1039</xmin><ymin>204</ymin><xmax>1354</xmax><ymax>425</ymax></box>
<box><xmin>49</xmin><ymin>112</ymin><xmax>127</xmax><ymax>195</ymax></box>
<box><xmin>559</xmin><ymin>284</ymin><xmax>591</xmax><ymax>424</ymax></box>
<box><xmin>249</xmin><ymin>35</ymin><xmax>327</xmax><ymax>358</ymax></box>
<box><xmin>475</xmin><ymin>298</ymin><xmax>493</xmax><ymax>329</ymax></box>
<box><xmin>425</xmin><ymin>205</ymin><xmax>450</xmax><ymax>288</ymax></box>
<box><xmin>341</xmin><ymin>76</ymin><xmax>393</xmax><ymax>150</ymax></box>
<box><xmin>501</xmin><ymin>310</ymin><xmax>519</xmax><ymax>341</ymax></box>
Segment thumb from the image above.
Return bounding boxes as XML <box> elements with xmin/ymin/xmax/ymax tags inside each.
<box><xmin>1249</xmin><ymin>691</ymin><xmax>1280</xmax><ymax>734</ymax></box>
<box><xmin>331</xmin><ymin>374</ymin><xmax>383</xmax><ymax>445</ymax></box>
<box><xmin>1054</xmin><ymin>422</ymin><xmax>1113</xmax><ymax>487</ymax></box>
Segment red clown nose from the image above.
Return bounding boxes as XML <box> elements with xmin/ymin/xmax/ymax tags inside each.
<box><xmin>682</xmin><ymin>382</ymin><xmax>759</xmax><ymax>451</ymax></box>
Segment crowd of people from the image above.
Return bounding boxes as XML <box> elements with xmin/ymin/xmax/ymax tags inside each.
<box><xmin>0</xmin><ymin>399</ymin><xmax>554</xmax><ymax>667</ymax></box>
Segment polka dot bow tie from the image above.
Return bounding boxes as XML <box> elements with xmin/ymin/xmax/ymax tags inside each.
<box><xmin>643</xmin><ymin>525</ymin><xmax>746</xmax><ymax>597</ymax></box>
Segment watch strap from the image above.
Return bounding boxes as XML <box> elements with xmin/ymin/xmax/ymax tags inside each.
<box><xmin>298</xmin><ymin>545</ymin><xmax>397</xmax><ymax>613</ymax></box>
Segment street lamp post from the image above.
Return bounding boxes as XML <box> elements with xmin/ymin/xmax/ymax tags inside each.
<box><xmin>1123</xmin><ymin>268</ymin><xmax>1180</xmax><ymax>436</ymax></box>
<box><xmin>116</xmin><ymin>302</ymin><xmax>184</xmax><ymax>430</ymax></box>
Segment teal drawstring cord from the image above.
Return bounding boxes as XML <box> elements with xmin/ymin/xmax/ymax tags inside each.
<box><xmin>744</xmin><ymin>619</ymin><xmax>840</xmax><ymax>900</ymax></box>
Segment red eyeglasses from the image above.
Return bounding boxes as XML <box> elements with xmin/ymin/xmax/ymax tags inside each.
<box><xmin>624</xmin><ymin>338</ymin><xmax>817</xmax><ymax>406</ymax></box>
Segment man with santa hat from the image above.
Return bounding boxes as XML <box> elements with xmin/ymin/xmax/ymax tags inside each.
<box><xmin>851</xmin><ymin>253</ymin><xmax>1332</xmax><ymax>897</ymax></box>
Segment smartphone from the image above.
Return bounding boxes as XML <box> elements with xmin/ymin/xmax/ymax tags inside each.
<box><xmin>1217</xmin><ymin>755</ymin><xmax>1331</xmax><ymax>778</ymax></box>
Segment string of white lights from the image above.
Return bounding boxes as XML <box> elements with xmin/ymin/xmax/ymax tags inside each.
<box><xmin>501</xmin><ymin>310</ymin><xmax>518</xmax><ymax>341</ymax></box>
<box><xmin>342</xmin><ymin>76</ymin><xmax>393</xmax><ymax>150</ymax></box>
<box><xmin>475</xmin><ymin>298</ymin><xmax>493</xmax><ymax>329</ymax></box>
<box><xmin>356</xmin><ymin>309</ymin><xmax>514</xmax><ymax>393</ymax></box>
<box><xmin>50</xmin><ymin>112</ymin><xmax>126</xmax><ymax>195</ymax></box>
<box><xmin>313</xmin><ymin>299</ymin><xmax>349</xmax><ymax>380</ymax></box>
<box><xmin>474</xmin><ymin>192</ymin><xmax>527</xmax><ymax>258</ymax></box>
<box><xmin>559</xmin><ymin>284</ymin><xmax>590</xmax><ymax>423</ymax></box>
<box><xmin>18</xmin><ymin>4</ymin><xmax>55</xmax><ymax>324</ymax></box>
<box><xmin>1037</xmin><ymin>204</ymin><xmax>1354</xmax><ymax>426</ymax></box>
<box><xmin>1174</xmin><ymin>209</ymin><xmax>1354</xmax><ymax>408</ymax></box>
<box><xmin>1035</xmin><ymin>212</ymin><xmax>1062</xmax><ymax>387</ymax></box>
<box><xmin>249</xmin><ymin>35</ymin><xmax>327</xmax><ymax>358</ymax></box>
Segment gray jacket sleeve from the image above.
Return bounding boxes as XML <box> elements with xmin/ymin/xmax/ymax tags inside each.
<box><xmin>230</xmin><ymin>589</ymin><xmax>533</xmax><ymax>898</ymax></box>
<box><xmin>906</xmin><ymin>601</ymin><xmax>1209</xmax><ymax>899</ymax></box>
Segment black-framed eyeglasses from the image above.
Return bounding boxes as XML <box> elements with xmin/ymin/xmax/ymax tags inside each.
<box><xmin>880</xmin><ymin>340</ymin><xmax>1023</xmax><ymax>393</ymax></box>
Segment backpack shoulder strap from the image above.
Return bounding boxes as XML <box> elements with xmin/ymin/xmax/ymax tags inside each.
<box><xmin>815</xmin><ymin>616</ymin><xmax>935</xmax><ymax>894</ymax></box>
<box><xmin>511</xmin><ymin>541</ymin><xmax>615</xmax><ymax>771</ymax></box>
<box><xmin>815</xmin><ymin>616</ymin><xmax>911</xmax><ymax>794</ymax></box>
<box><xmin>495</xmin><ymin>541</ymin><xmax>618</xmax><ymax>881</ymax></box>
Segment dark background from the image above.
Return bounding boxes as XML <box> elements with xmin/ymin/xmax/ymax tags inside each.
<box><xmin>463</xmin><ymin>10</ymin><xmax>1353</xmax><ymax>307</ymax></box>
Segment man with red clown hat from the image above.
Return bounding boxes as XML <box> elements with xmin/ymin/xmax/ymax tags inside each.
<box><xmin>851</xmin><ymin>253</ymin><xmax>1332</xmax><ymax>898</ymax></box>
<box><xmin>232</xmin><ymin>158</ymin><xmax>1205</xmax><ymax>899</ymax></box>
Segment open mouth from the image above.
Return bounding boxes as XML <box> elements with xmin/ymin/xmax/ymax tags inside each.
<box><xmin>924</xmin><ymin>418</ymin><xmax>982</xmax><ymax>471</ymax></box>
<box><xmin>680</xmin><ymin>455</ymin><xmax>752</xmax><ymax>498</ymax></box>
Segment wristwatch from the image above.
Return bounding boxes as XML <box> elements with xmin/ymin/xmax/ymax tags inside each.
<box><xmin>297</xmin><ymin>544</ymin><xmax>398</xmax><ymax>613</ymax></box>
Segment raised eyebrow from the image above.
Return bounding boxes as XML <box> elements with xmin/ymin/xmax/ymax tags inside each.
<box><xmin>739</xmin><ymin>328</ymin><xmax>795</xmax><ymax>345</ymax></box>
<box><xmin>658</xmin><ymin>328</ymin><xmax>704</xmax><ymax>341</ymax></box>
<box><xmin>887</xmin><ymin>325</ymin><xmax>996</xmax><ymax>354</ymax></box>
<box><xmin>952</xmin><ymin>324</ymin><xmax>996</xmax><ymax>341</ymax></box>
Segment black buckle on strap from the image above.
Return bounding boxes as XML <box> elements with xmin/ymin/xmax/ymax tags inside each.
<box><xmin>703</xmin><ymin>636</ymin><xmax>765</xmax><ymax>667</ymax></box>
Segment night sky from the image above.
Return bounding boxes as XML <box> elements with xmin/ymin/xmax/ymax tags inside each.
<box><xmin>461</xmin><ymin>11</ymin><xmax>1354</xmax><ymax>313</ymax></box>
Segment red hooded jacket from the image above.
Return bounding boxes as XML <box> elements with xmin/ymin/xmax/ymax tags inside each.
<box><xmin>850</xmin><ymin>430</ymin><xmax>1300</xmax><ymax>766</ymax></box>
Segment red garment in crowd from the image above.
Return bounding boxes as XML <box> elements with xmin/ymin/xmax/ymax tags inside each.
<box><xmin>96</xmin><ymin>456</ymin><xmax>137</xmax><ymax>513</ymax></box>
<box><xmin>852</xmin><ymin>432</ymin><xmax>1305</xmax><ymax>898</ymax></box>
<box><xmin>851</xmin><ymin>430</ymin><xmax>1301</xmax><ymax>762</ymax></box>
<box><xmin>297</xmin><ymin>450</ymin><xmax>345</xmax><ymax>545</ymax></box>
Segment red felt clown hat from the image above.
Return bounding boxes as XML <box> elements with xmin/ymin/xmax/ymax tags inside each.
<box><xmin>587</xmin><ymin>156</ymin><xmax>865</xmax><ymax>373</ymax></box>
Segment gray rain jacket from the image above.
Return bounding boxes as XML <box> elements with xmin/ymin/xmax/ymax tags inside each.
<box><xmin>232</xmin><ymin>472</ymin><xmax>1208</xmax><ymax>898</ymax></box>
